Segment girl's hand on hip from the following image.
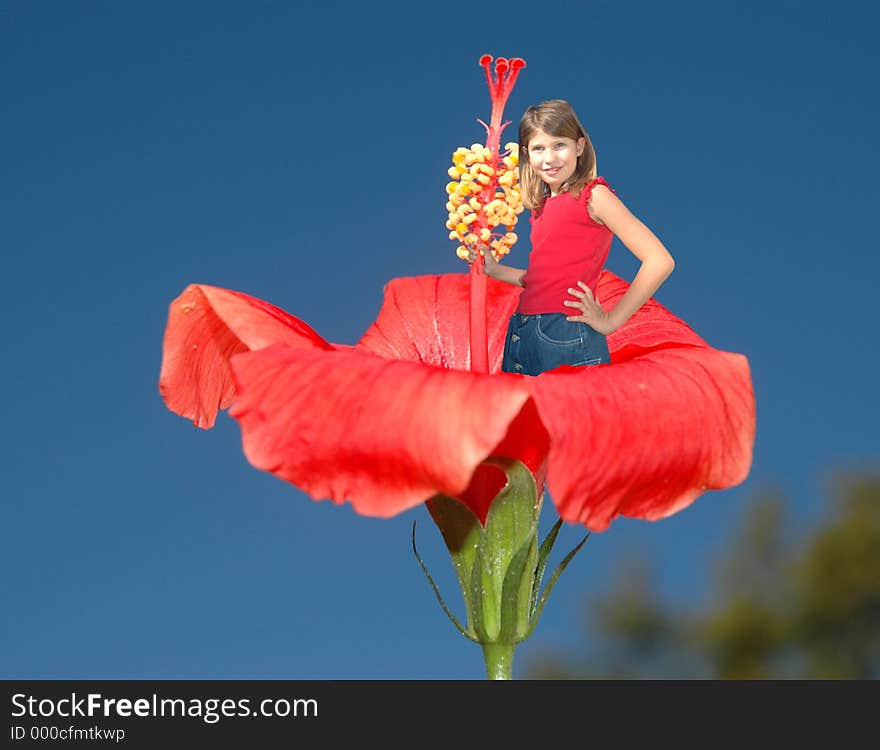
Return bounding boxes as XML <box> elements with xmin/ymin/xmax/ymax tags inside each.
<box><xmin>564</xmin><ymin>281</ymin><xmax>616</xmax><ymax>335</ymax></box>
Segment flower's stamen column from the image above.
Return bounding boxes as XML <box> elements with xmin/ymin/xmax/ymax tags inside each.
<box><xmin>464</xmin><ymin>55</ymin><xmax>526</xmax><ymax>373</ymax></box>
<box><xmin>482</xmin><ymin>56</ymin><xmax>525</xmax><ymax>155</ymax></box>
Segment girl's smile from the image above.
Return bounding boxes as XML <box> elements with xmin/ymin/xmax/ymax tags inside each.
<box><xmin>527</xmin><ymin>129</ymin><xmax>585</xmax><ymax>195</ymax></box>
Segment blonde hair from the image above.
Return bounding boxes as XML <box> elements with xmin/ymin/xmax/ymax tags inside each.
<box><xmin>518</xmin><ymin>99</ymin><xmax>598</xmax><ymax>211</ymax></box>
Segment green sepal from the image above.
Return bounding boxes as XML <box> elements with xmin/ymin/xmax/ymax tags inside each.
<box><xmin>480</xmin><ymin>458</ymin><xmax>539</xmax><ymax>637</ymax></box>
<box><xmin>532</xmin><ymin>517</ymin><xmax>563</xmax><ymax>617</ymax></box>
<box><xmin>499</xmin><ymin>533</ymin><xmax>537</xmax><ymax>643</ymax></box>
<box><xmin>524</xmin><ymin>531</ymin><xmax>590</xmax><ymax>640</ymax></box>
<box><xmin>421</xmin><ymin>458</ymin><xmax>588</xmax><ymax>667</ymax></box>
<box><xmin>425</xmin><ymin>459</ymin><xmax>540</xmax><ymax>644</ymax></box>
<box><xmin>469</xmin><ymin>545</ymin><xmax>491</xmax><ymax>642</ymax></box>
<box><xmin>426</xmin><ymin>494</ymin><xmax>482</xmax><ymax>629</ymax></box>
<box><xmin>411</xmin><ymin>521</ymin><xmax>477</xmax><ymax>642</ymax></box>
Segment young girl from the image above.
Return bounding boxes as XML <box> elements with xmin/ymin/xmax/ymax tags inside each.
<box><xmin>467</xmin><ymin>99</ymin><xmax>675</xmax><ymax>376</ymax></box>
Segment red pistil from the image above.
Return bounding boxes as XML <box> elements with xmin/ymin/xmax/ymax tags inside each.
<box><xmin>470</xmin><ymin>55</ymin><xmax>526</xmax><ymax>373</ymax></box>
<box><xmin>479</xmin><ymin>54</ymin><xmax>526</xmax><ymax>155</ymax></box>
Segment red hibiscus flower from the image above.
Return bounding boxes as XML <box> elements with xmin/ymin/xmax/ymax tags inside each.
<box><xmin>158</xmin><ymin>271</ymin><xmax>755</xmax><ymax>532</ymax></box>
<box><xmin>157</xmin><ymin>54</ymin><xmax>755</xmax><ymax>678</ymax></box>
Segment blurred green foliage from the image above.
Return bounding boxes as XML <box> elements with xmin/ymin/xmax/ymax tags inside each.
<box><xmin>524</xmin><ymin>471</ymin><xmax>880</xmax><ymax>679</ymax></box>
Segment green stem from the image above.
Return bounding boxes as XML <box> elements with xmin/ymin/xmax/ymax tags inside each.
<box><xmin>481</xmin><ymin>643</ymin><xmax>516</xmax><ymax>680</ymax></box>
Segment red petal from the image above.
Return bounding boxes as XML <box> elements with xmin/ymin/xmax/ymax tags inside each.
<box><xmin>458</xmin><ymin>397</ymin><xmax>550</xmax><ymax>523</ymax></box>
<box><xmin>356</xmin><ymin>275</ymin><xmax>521</xmax><ymax>371</ymax></box>
<box><xmin>597</xmin><ymin>271</ymin><xmax>707</xmax><ymax>360</ymax></box>
<box><xmin>228</xmin><ymin>345</ymin><xmax>533</xmax><ymax>518</ymax></box>
<box><xmin>531</xmin><ymin>346</ymin><xmax>755</xmax><ymax>531</ymax></box>
<box><xmin>159</xmin><ymin>284</ymin><xmax>332</xmax><ymax>428</ymax></box>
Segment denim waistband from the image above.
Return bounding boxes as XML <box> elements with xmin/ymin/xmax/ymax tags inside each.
<box><xmin>512</xmin><ymin>312</ymin><xmax>562</xmax><ymax>322</ymax></box>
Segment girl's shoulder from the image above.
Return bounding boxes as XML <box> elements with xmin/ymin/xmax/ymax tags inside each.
<box><xmin>578</xmin><ymin>177</ymin><xmax>618</xmax><ymax>226</ymax></box>
<box><xmin>531</xmin><ymin>178</ymin><xmax>619</xmax><ymax>222</ymax></box>
<box><xmin>577</xmin><ymin>176</ymin><xmax>616</xmax><ymax>201</ymax></box>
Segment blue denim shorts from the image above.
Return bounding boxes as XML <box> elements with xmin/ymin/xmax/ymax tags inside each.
<box><xmin>501</xmin><ymin>313</ymin><xmax>611</xmax><ymax>376</ymax></box>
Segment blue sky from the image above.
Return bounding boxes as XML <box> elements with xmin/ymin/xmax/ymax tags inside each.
<box><xmin>2</xmin><ymin>0</ymin><xmax>878</xmax><ymax>679</ymax></box>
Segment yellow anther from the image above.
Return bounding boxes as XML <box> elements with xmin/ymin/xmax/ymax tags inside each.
<box><xmin>447</xmin><ymin>139</ymin><xmax>521</xmax><ymax>258</ymax></box>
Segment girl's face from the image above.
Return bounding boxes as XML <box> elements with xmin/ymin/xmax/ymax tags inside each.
<box><xmin>526</xmin><ymin>129</ymin><xmax>585</xmax><ymax>195</ymax></box>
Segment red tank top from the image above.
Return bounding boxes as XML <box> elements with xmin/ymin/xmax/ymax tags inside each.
<box><xmin>517</xmin><ymin>176</ymin><xmax>615</xmax><ymax>315</ymax></box>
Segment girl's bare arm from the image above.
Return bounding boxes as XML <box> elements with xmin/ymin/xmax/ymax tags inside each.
<box><xmin>587</xmin><ymin>185</ymin><xmax>675</xmax><ymax>331</ymax></box>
